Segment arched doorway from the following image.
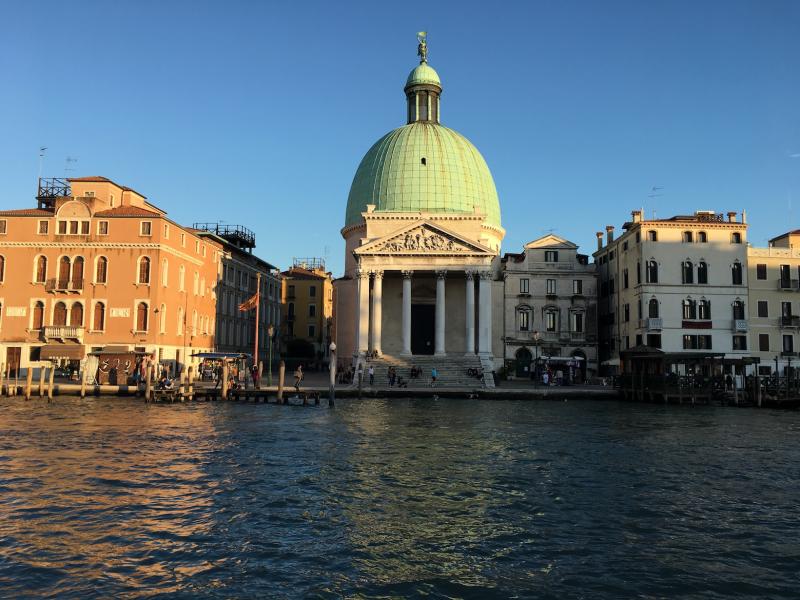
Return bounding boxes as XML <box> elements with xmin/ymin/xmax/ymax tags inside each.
<box><xmin>571</xmin><ymin>349</ymin><xmax>587</xmax><ymax>383</ymax></box>
<box><xmin>515</xmin><ymin>347</ymin><xmax>532</xmax><ymax>378</ymax></box>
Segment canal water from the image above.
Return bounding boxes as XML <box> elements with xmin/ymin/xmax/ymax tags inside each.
<box><xmin>0</xmin><ymin>398</ymin><xmax>798</xmax><ymax>599</ymax></box>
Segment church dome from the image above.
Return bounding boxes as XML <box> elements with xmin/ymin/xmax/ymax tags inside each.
<box><xmin>345</xmin><ymin>40</ymin><xmax>500</xmax><ymax>229</ymax></box>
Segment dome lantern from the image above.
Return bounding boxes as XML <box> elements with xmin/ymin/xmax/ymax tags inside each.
<box><xmin>405</xmin><ymin>32</ymin><xmax>441</xmax><ymax>124</ymax></box>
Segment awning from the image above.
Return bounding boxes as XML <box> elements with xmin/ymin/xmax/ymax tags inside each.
<box><xmin>190</xmin><ymin>352</ymin><xmax>251</xmax><ymax>360</ymax></box>
<box><xmin>40</xmin><ymin>344</ymin><xmax>85</xmax><ymax>360</ymax></box>
<box><xmin>601</xmin><ymin>358</ymin><xmax>621</xmax><ymax>366</ymax></box>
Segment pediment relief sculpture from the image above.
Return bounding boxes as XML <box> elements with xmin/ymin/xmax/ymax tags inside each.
<box><xmin>358</xmin><ymin>224</ymin><xmax>492</xmax><ymax>256</ymax></box>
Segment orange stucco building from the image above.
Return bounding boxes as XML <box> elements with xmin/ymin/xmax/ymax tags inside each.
<box><xmin>0</xmin><ymin>176</ymin><xmax>221</xmax><ymax>375</ymax></box>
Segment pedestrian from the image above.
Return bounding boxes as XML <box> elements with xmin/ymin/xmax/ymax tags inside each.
<box><xmin>368</xmin><ymin>365</ymin><xmax>375</xmax><ymax>386</ymax></box>
<box><xmin>252</xmin><ymin>364</ymin><xmax>260</xmax><ymax>389</ymax></box>
<box><xmin>431</xmin><ymin>367</ymin><xmax>438</xmax><ymax>387</ymax></box>
<box><xmin>294</xmin><ymin>365</ymin><xmax>304</xmax><ymax>392</ymax></box>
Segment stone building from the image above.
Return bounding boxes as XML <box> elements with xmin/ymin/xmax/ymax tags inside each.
<box><xmin>747</xmin><ymin>230</ymin><xmax>800</xmax><ymax>375</ymax></box>
<box><xmin>193</xmin><ymin>223</ymin><xmax>282</xmax><ymax>367</ymax></box>
<box><xmin>334</xmin><ymin>37</ymin><xmax>505</xmax><ymax>381</ymax></box>
<box><xmin>281</xmin><ymin>259</ymin><xmax>334</xmax><ymax>362</ymax></box>
<box><xmin>0</xmin><ymin>176</ymin><xmax>219</xmax><ymax>375</ymax></box>
<box><xmin>501</xmin><ymin>235</ymin><xmax>598</xmax><ymax>381</ymax></box>
<box><xmin>595</xmin><ymin>209</ymin><xmax>750</xmax><ymax>373</ymax></box>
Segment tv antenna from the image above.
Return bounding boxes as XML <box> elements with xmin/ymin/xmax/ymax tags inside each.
<box><xmin>37</xmin><ymin>146</ymin><xmax>47</xmax><ymax>182</ymax></box>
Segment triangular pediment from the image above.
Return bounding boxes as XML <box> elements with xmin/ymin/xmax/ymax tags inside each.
<box><xmin>524</xmin><ymin>234</ymin><xmax>578</xmax><ymax>250</ymax></box>
<box><xmin>355</xmin><ymin>220</ymin><xmax>496</xmax><ymax>256</ymax></box>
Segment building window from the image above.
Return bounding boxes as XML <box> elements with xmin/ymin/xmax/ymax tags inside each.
<box><xmin>308</xmin><ymin>324</ymin><xmax>316</xmax><ymax>338</ymax></box>
<box><xmin>733</xmin><ymin>335</ymin><xmax>747</xmax><ymax>351</ymax></box>
<box><xmin>683</xmin><ymin>231</ymin><xmax>693</xmax><ymax>243</ymax></box>
<box><xmin>697</xmin><ymin>261</ymin><xmax>708</xmax><ymax>284</ymax></box>
<box><xmin>159</xmin><ymin>304</ymin><xmax>167</xmax><ymax>334</ymax></box>
<box><xmin>571</xmin><ymin>312</ymin><xmax>584</xmax><ymax>333</ymax></box>
<box><xmin>0</xmin><ymin>220</ymin><xmax>6</xmax><ymax>234</ymax></box>
<box><xmin>546</xmin><ymin>279</ymin><xmax>556</xmax><ymax>295</ymax></box>
<box><xmin>732</xmin><ymin>300</ymin><xmax>745</xmax><ymax>320</ymax></box>
<box><xmin>757</xmin><ymin>301</ymin><xmax>768</xmax><ymax>318</ymax></box>
<box><xmin>94</xmin><ymin>302</ymin><xmax>105</xmax><ymax>331</ymax></box>
<box><xmin>96</xmin><ymin>256</ymin><xmax>108</xmax><ymax>284</ymax></box>
<box><xmin>646</xmin><ymin>260</ymin><xmax>658</xmax><ymax>283</ymax></box>
<box><xmin>58</xmin><ymin>221</ymin><xmax>67</xmax><ymax>234</ymax></box>
<box><xmin>623</xmin><ymin>303</ymin><xmax>630</xmax><ymax>322</ymax></box>
<box><xmin>759</xmin><ymin>334</ymin><xmax>770</xmax><ymax>352</ymax></box>
<box><xmin>70</xmin><ymin>302</ymin><xmax>83</xmax><ymax>327</ymax></box>
<box><xmin>545</xmin><ymin>309</ymin><xmax>558</xmax><ymax>332</ymax></box>
<box><xmin>71</xmin><ymin>256</ymin><xmax>84</xmax><ymax>288</ymax></box>
<box><xmin>98</xmin><ymin>221</ymin><xmax>109</xmax><ymax>235</ymax></box>
<box><xmin>731</xmin><ymin>232</ymin><xmax>742</xmax><ymax>244</ymax></box>
<box><xmin>782</xmin><ymin>301</ymin><xmax>792</xmax><ymax>318</ymax></box>
<box><xmin>181</xmin><ymin>233</ymin><xmax>186</xmax><ymax>247</ymax></box>
<box><xmin>545</xmin><ymin>250</ymin><xmax>559</xmax><ymax>262</ymax></box>
<box><xmin>179</xmin><ymin>265</ymin><xmax>185</xmax><ymax>291</ymax></box>
<box><xmin>35</xmin><ymin>255</ymin><xmax>47</xmax><ymax>283</ymax></box>
<box><xmin>636</xmin><ymin>262</ymin><xmax>641</xmax><ymax>284</ymax></box>
<box><xmin>32</xmin><ymin>301</ymin><xmax>44</xmax><ymax>330</ymax></box>
<box><xmin>635</xmin><ymin>231</ymin><xmax>641</xmax><ymax>243</ymax></box>
<box><xmin>647</xmin><ymin>230</ymin><xmax>657</xmax><ymax>242</ymax></box>
<box><xmin>138</xmin><ymin>257</ymin><xmax>150</xmax><ymax>284</ymax></box>
<box><xmin>779</xmin><ymin>265</ymin><xmax>791</xmax><ymax>288</ymax></box>
<box><xmin>698</xmin><ymin>299</ymin><xmax>711</xmax><ymax>320</ymax></box>
<box><xmin>683</xmin><ymin>299</ymin><xmax>697</xmax><ymax>320</ymax></box>
<box><xmin>682</xmin><ymin>261</ymin><xmax>694</xmax><ymax>284</ymax></box>
<box><xmin>136</xmin><ymin>302</ymin><xmax>148</xmax><ymax>332</ymax></box>
<box><xmin>193</xmin><ymin>271</ymin><xmax>199</xmax><ymax>295</ymax></box>
<box><xmin>732</xmin><ymin>262</ymin><xmax>743</xmax><ymax>285</ymax></box>
<box><xmin>646</xmin><ymin>334</ymin><xmax>662</xmax><ymax>349</ymax></box>
<box><xmin>38</xmin><ymin>221</ymin><xmax>48</xmax><ymax>234</ymax></box>
<box><xmin>53</xmin><ymin>301</ymin><xmax>67</xmax><ymax>326</ymax></box>
<box><xmin>649</xmin><ymin>298</ymin><xmax>659</xmax><ymax>318</ymax></box>
<box><xmin>698</xmin><ymin>231</ymin><xmax>707</xmax><ymax>243</ymax></box>
<box><xmin>161</xmin><ymin>259</ymin><xmax>168</xmax><ymax>287</ymax></box>
<box><xmin>623</xmin><ymin>269</ymin><xmax>629</xmax><ymax>289</ymax></box>
<box><xmin>573</xmin><ymin>279</ymin><xmax>583</xmax><ymax>295</ymax></box>
<box><xmin>622</xmin><ymin>241</ymin><xmax>628</xmax><ymax>251</ymax></box>
<box><xmin>164</xmin><ymin>224</ymin><xmax>169</xmax><ymax>238</ymax></box>
<box><xmin>756</xmin><ymin>264</ymin><xmax>767</xmax><ymax>280</ymax></box>
<box><xmin>683</xmin><ymin>335</ymin><xmax>712</xmax><ymax>349</ymax></box>
<box><xmin>520</xmin><ymin>278</ymin><xmax>529</xmax><ymax>294</ymax></box>
<box><xmin>518</xmin><ymin>309</ymin><xmax>530</xmax><ymax>331</ymax></box>
<box><xmin>783</xmin><ymin>335</ymin><xmax>794</xmax><ymax>353</ymax></box>
<box><xmin>0</xmin><ymin>255</ymin><xmax>4</xmax><ymax>282</ymax></box>
<box><xmin>140</xmin><ymin>221</ymin><xmax>152</xmax><ymax>236</ymax></box>
<box><xmin>177</xmin><ymin>306</ymin><xmax>184</xmax><ymax>335</ymax></box>
<box><xmin>288</xmin><ymin>302</ymin><xmax>295</xmax><ymax>317</ymax></box>
<box><xmin>58</xmin><ymin>256</ymin><xmax>70</xmax><ymax>285</ymax></box>
<box><xmin>309</xmin><ymin>304</ymin><xmax>316</xmax><ymax>317</ymax></box>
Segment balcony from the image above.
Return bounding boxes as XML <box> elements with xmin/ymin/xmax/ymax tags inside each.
<box><xmin>45</xmin><ymin>278</ymin><xmax>83</xmax><ymax>293</ymax></box>
<box><xmin>638</xmin><ymin>318</ymin><xmax>663</xmax><ymax>331</ymax></box>
<box><xmin>780</xmin><ymin>315</ymin><xmax>800</xmax><ymax>328</ymax></box>
<box><xmin>41</xmin><ymin>326</ymin><xmax>84</xmax><ymax>342</ymax></box>
<box><xmin>778</xmin><ymin>279</ymin><xmax>800</xmax><ymax>290</ymax></box>
<box><xmin>733</xmin><ymin>319</ymin><xmax>748</xmax><ymax>332</ymax></box>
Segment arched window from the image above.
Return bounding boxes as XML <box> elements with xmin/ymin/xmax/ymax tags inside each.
<box><xmin>731</xmin><ymin>261</ymin><xmax>743</xmax><ymax>285</ymax></box>
<box><xmin>58</xmin><ymin>256</ymin><xmax>71</xmax><ymax>285</ymax></box>
<box><xmin>544</xmin><ymin>308</ymin><xmax>558</xmax><ymax>332</ymax></box>
<box><xmin>53</xmin><ymin>301</ymin><xmax>67</xmax><ymax>326</ymax></box>
<box><xmin>35</xmin><ymin>256</ymin><xmax>47</xmax><ymax>283</ymax></box>
<box><xmin>161</xmin><ymin>259</ymin><xmax>168</xmax><ymax>287</ymax></box>
<box><xmin>731</xmin><ymin>232</ymin><xmax>742</xmax><ymax>244</ymax></box>
<box><xmin>96</xmin><ymin>256</ymin><xmax>108</xmax><ymax>284</ymax></box>
<box><xmin>683</xmin><ymin>231</ymin><xmax>693</xmax><ymax>243</ymax></box>
<box><xmin>698</xmin><ymin>299</ymin><xmax>711</xmax><ymax>320</ymax></box>
<box><xmin>648</xmin><ymin>298</ymin><xmax>659</xmax><ymax>318</ymax></box>
<box><xmin>0</xmin><ymin>255</ymin><xmax>4</xmax><ymax>282</ymax></box>
<box><xmin>159</xmin><ymin>303</ymin><xmax>166</xmax><ymax>334</ymax></box>
<box><xmin>682</xmin><ymin>261</ymin><xmax>694</xmax><ymax>284</ymax></box>
<box><xmin>32</xmin><ymin>301</ymin><xmax>44</xmax><ymax>330</ymax></box>
<box><xmin>698</xmin><ymin>231</ymin><xmax>708</xmax><ymax>243</ymax></box>
<box><xmin>682</xmin><ymin>299</ymin><xmax>697</xmax><ymax>320</ymax></box>
<box><xmin>177</xmin><ymin>306</ymin><xmax>184</xmax><ymax>335</ymax></box>
<box><xmin>70</xmin><ymin>302</ymin><xmax>83</xmax><ymax>326</ymax></box>
<box><xmin>647</xmin><ymin>230</ymin><xmax>658</xmax><ymax>242</ymax></box>
<box><xmin>192</xmin><ymin>309</ymin><xmax>198</xmax><ymax>333</ymax></box>
<box><xmin>732</xmin><ymin>300</ymin><xmax>745</xmax><ymax>320</ymax></box>
<box><xmin>138</xmin><ymin>257</ymin><xmax>150</xmax><ymax>284</ymax></box>
<box><xmin>697</xmin><ymin>261</ymin><xmax>708</xmax><ymax>284</ymax></box>
<box><xmin>94</xmin><ymin>301</ymin><xmax>105</xmax><ymax>331</ymax></box>
<box><xmin>636</xmin><ymin>261</ymin><xmax>641</xmax><ymax>284</ymax></box>
<box><xmin>646</xmin><ymin>260</ymin><xmax>658</xmax><ymax>283</ymax></box>
<box><xmin>179</xmin><ymin>265</ymin><xmax>185</xmax><ymax>291</ymax></box>
<box><xmin>193</xmin><ymin>271</ymin><xmax>199</xmax><ymax>295</ymax></box>
<box><xmin>200</xmin><ymin>277</ymin><xmax>205</xmax><ymax>297</ymax></box>
<box><xmin>136</xmin><ymin>302</ymin><xmax>148</xmax><ymax>331</ymax></box>
<box><xmin>517</xmin><ymin>306</ymin><xmax>531</xmax><ymax>331</ymax></box>
<box><xmin>72</xmin><ymin>256</ymin><xmax>84</xmax><ymax>288</ymax></box>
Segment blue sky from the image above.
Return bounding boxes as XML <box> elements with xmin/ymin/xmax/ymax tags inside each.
<box><xmin>2</xmin><ymin>0</ymin><xmax>798</xmax><ymax>273</ymax></box>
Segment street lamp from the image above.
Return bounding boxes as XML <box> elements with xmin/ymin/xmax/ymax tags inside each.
<box><xmin>267</xmin><ymin>323</ymin><xmax>274</xmax><ymax>386</ymax></box>
<box><xmin>533</xmin><ymin>330</ymin><xmax>541</xmax><ymax>384</ymax></box>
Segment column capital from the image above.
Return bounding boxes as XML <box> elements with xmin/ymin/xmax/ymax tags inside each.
<box><xmin>371</xmin><ymin>270</ymin><xmax>384</xmax><ymax>279</ymax></box>
<box><xmin>356</xmin><ymin>269</ymin><xmax>370</xmax><ymax>279</ymax></box>
<box><xmin>465</xmin><ymin>270</ymin><xmax>476</xmax><ymax>281</ymax></box>
<box><xmin>435</xmin><ymin>270</ymin><xmax>447</xmax><ymax>280</ymax></box>
<box><xmin>402</xmin><ymin>270</ymin><xmax>414</xmax><ymax>279</ymax></box>
<box><xmin>479</xmin><ymin>270</ymin><xmax>493</xmax><ymax>281</ymax></box>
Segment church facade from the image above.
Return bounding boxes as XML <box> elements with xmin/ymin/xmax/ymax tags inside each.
<box><xmin>335</xmin><ymin>38</ymin><xmax>505</xmax><ymax>375</ymax></box>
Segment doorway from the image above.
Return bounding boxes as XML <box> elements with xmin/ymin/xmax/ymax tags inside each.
<box><xmin>6</xmin><ymin>347</ymin><xmax>21</xmax><ymax>378</ymax></box>
<box><xmin>515</xmin><ymin>347</ymin><xmax>532</xmax><ymax>378</ymax></box>
<box><xmin>411</xmin><ymin>304</ymin><xmax>435</xmax><ymax>355</ymax></box>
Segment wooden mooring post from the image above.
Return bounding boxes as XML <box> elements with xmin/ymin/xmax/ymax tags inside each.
<box><xmin>221</xmin><ymin>363</ymin><xmax>229</xmax><ymax>400</ymax></box>
<box><xmin>187</xmin><ymin>366</ymin><xmax>194</xmax><ymax>401</ymax></box>
<box><xmin>25</xmin><ymin>368</ymin><xmax>33</xmax><ymax>400</ymax></box>
<box><xmin>0</xmin><ymin>363</ymin><xmax>4</xmax><ymax>395</ymax></box>
<box><xmin>80</xmin><ymin>367</ymin><xmax>87</xmax><ymax>398</ymax></box>
<box><xmin>48</xmin><ymin>366</ymin><xmax>55</xmax><ymax>401</ymax></box>
<box><xmin>277</xmin><ymin>361</ymin><xmax>285</xmax><ymax>403</ymax></box>
<box><xmin>39</xmin><ymin>366</ymin><xmax>46</xmax><ymax>397</ymax></box>
<box><xmin>145</xmin><ymin>365</ymin><xmax>153</xmax><ymax>402</ymax></box>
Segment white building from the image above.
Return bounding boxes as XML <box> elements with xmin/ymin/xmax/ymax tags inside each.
<box><xmin>501</xmin><ymin>235</ymin><xmax>598</xmax><ymax>381</ymax></box>
<box><xmin>595</xmin><ymin>209</ymin><xmax>750</xmax><ymax>372</ymax></box>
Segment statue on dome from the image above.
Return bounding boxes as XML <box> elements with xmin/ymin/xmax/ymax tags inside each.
<box><xmin>417</xmin><ymin>31</ymin><xmax>428</xmax><ymax>63</ymax></box>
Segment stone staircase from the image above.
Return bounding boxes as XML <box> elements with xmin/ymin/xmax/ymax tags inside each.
<box><xmin>363</xmin><ymin>353</ymin><xmax>492</xmax><ymax>388</ymax></box>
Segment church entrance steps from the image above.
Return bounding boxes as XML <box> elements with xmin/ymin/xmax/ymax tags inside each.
<box><xmin>365</xmin><ymin>353</ymin><xmax>489</xmax><ymax>388</ymax></box>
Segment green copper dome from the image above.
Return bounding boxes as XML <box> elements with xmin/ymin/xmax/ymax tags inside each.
<box><xmin>405</xmin><ymin>63</ymin><xmax>441</xmax><ymax>89</ymax></box>
<box><xmin>346</xmin><ymin>123</ymin><xmax>500</xmax><ymax>227</ymax></box>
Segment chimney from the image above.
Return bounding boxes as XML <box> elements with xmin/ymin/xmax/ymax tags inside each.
<box><xmin>631</xmin><ymin>209</ymin><xmax>642</xmax><ymax>223</ymax></box>
<box><xmin>606</xmin><ymin>225</ymin><xmax>615</xmax><ymax>244</ymax></box>
<box><xmin>742</xmin><ymin>209</ymin><xmax>747</xmax><ymax>224</ymax></box>
<box><xmin>596</xmin><ymin>231</ymin><xmax>604</xmax><ymax>251</ymax></box>
<box><xmin>727</xmin><ymin>211</ymin><xmax>737</xmax><ymax>223</ymax></box>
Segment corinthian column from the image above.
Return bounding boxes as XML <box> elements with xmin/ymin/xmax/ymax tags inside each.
<box><xmin>478</xmin><ymin>271</ymin><xmax>493</xmax><ymax>356</ymax></box>
<box><xmin>401</xmin><ymin>270</ymin><xmax>413</xmax><ymax>356</ymax></box>
<box><xmin>371</xmin><ymin>270</ymin><xmax>383</xmax><ymax>355</ymax></box>
<box><xmin>465</xmin><ymin>271</ymin><xmax>475</xmax><ymax>355</ymax></box>
<box><xmin>356</xmin><ymin>269</ymin><xmax>370</xmax><ymax>354</ymax></box>
<box><xmin>435</xmin><ymin>270</ymin><xmax>446</xmax><ymax>356</ymax></box>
